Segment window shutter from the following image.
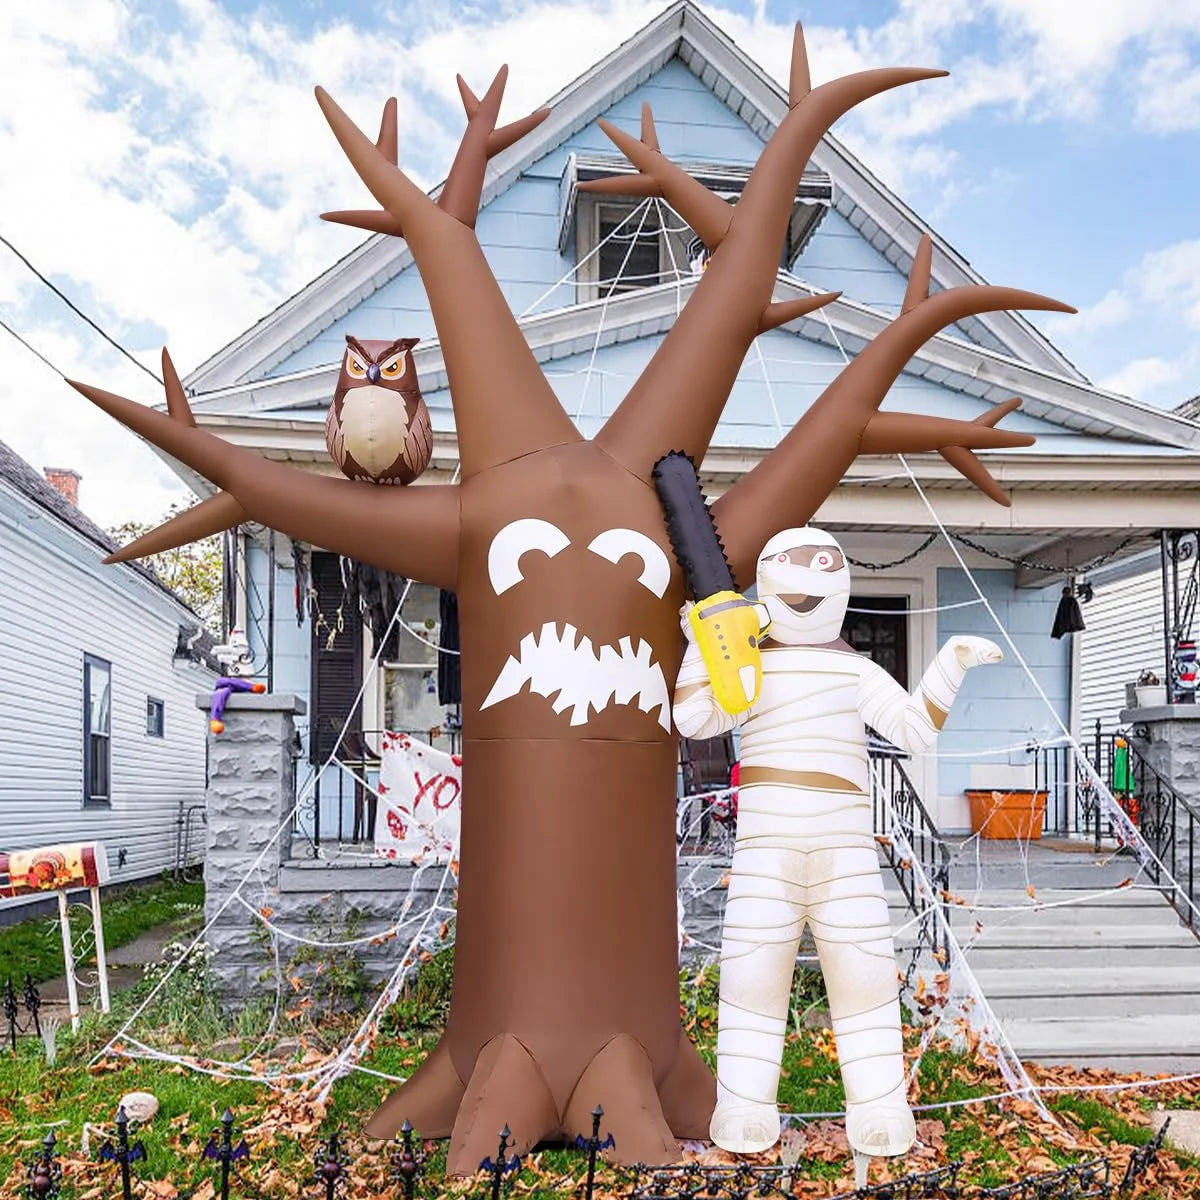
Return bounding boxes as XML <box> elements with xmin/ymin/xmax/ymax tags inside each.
<box><xmin>309</xmin><ymin>552</ymin><xmax>364</xmax><ymax>764</ymax></box>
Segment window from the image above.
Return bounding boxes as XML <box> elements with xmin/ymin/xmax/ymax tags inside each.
<box><xmin>83</xmin><ymin>655</ymin><xmax>112</xmax><ymax>806</ymax></box>
<box><xmin>146</xmin><ymin>697</ymin><xmax>165</xmax><ymax>738</ymax></box>
<box><xmin>576</xmin><ymin>198</ymin><xmax>694</xmax><ymax>302</ymax></box>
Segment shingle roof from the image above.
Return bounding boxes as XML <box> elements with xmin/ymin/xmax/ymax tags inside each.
<box><xmin>0</xmin><ymin>436</ymin><xmax>201</xmax><ymax>620</ymax></box>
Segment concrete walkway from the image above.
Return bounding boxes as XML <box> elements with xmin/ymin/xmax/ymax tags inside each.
<box><xmin>897</xmin><ymin>840</ymin><xmax>1200</xmax><ymax>1073</ymax></box>
<box><xmin>25</xmin><ymin>917</ymin><xmax>198</xmax><ymax>1028</ymax></box>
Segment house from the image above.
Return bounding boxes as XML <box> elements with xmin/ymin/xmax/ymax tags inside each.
<box><xmin>0</xmin><ymin>440</ymin><xmax>215</xmax><ymax>918</ymax></box>
<box><xmin>1075</xmin><ymin>397</ymin><xmax>1200</xmax><ymax>736</ymax></box>
<box><xmin>158</xmin><ymin>0</ymin><xmax>1200</xmax><ymax>840</ymax></box>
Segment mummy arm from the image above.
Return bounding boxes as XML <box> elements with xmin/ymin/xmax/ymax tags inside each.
<box><xmin>856</xmin><ymin>643</ymin><xmax>970</xmax><ymax>755</ymax></box>
<box><xmin>673</xmin><ymin>636</ymin><xmax>746</xmax><ymax>741</ymax></box>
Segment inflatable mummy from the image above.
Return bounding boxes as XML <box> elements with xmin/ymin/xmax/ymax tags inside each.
<box><xmin>673</xmin><ymin>527</ymin><xmax>1001</xmax><ymax>1159</ymax></box>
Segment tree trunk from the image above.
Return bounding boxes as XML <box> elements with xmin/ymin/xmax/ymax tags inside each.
<box><xmin>364</xmin><ymin>441</ymin><xmax>714</xmax><ymax>1170</ymax></box>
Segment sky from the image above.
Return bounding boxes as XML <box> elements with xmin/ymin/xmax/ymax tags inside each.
<box><xmin>1</xmin><ymin>0</ymin><xmax>1198</xmax><ymax>528</ymax></box>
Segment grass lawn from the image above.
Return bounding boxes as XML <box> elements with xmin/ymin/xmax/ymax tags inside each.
<box><xmin>0</xmin><ymin>876</ymin><xmax>203</xmax><ymax>986</ymax></box>
<box><xmin>0</xmin><ymin>947</ymin><xmax>1196</xmax><ymax>1198</ymax></box>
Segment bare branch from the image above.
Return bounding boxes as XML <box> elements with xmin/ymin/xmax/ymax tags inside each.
<box><xmin>594</xmin><ymin>53</ymin><xmax>951</xmax><ymax>480</ymax></box>
<box><xmin>321</xmin><ymin>208</ymin><xmax>406</xmax><ymax>237</ymax></box>
<box><xmin>377</xmin><ymin>96</ymin><xmax>398</xmax><ymax>164</ymax></box>
<box><xmin>315</xmin><ymin>84</ymin><xmax>580</xmax><ymax>475</ymax></box>
<box><xmin>789</xmin><ymin>22</ymin><xmax>811</xmax><ymax>107</ymax></box>
<box><xmin>161</xmin><ymin>347</ymin><xmax>195</xmax><ymax>428</ymax></box>
<box><xmin>939</xmin><ymin>446</ymin><xmax>1010</xmax><ymax>506</ymax></box>
<box><xmin>585</xmin><ymin>117</ymin><xmax>734</xmax><ymax>251</ymax></box>
<box><xmin>711</xmin><ymin>285</ymin><xmax>1074</xmax><ymax>587</ymax></box>
<box><xmin>757</xmin><ymin>292</ymin><xmax>841</xmax><ymax>334</ymax></box>
<box><xmin>105</xmin><ymin>492</ymin><xmax>245</xmax><ymax>564</ymax></box>
<box><xmin>69</xmin><ymin>370</ymin><xmax>462</xmax><ymax>589</ymax></box>
<box><xmin>858</xmin><ymin>411</ymin><xmax>1033</xmax><ymax>454</ymax></box>
<box><xmin>902</xmin><ymin>233</ymin><xmax>933</xmax><ymax>315</ymax></box>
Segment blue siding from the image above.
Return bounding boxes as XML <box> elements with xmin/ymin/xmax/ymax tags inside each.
<box><xmin>935</xmin><ymin>568</ymin><xmax>1069</xmax><ymax>800</ymax></box>
<box><xmin>268</xmin><ymin>59</ymin><xmax>767</xmax><ymax>378</ymax></box>
<box><xmin>793</xmin><ymin>208</ymin><xmax>909</xmax><ymax>312</ymax></box>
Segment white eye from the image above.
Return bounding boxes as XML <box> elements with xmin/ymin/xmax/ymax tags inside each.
<box><xmin>813</xmin><ymin>549</ymin><xmax>836</xmax><ymax>570</ymax></box>
<box><xmin>488</xmin><ymin>519</ymin><xmax>570</xmax><ymax>595</ymax></box>
<box><xmin>587</xmin><ymin>528</ymin><xmax>671</xmax><ymax>598</ymax></box>
<box><xmin>380</xmin><ymin>351</ymin><xmax>407</xmax><ymax>379</ymax></box>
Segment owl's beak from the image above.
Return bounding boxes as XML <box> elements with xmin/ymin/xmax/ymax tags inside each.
<box><xmin>366</xmin><ymin>363</ymin><xmax>381</xmax><ymax>383</ymax></box>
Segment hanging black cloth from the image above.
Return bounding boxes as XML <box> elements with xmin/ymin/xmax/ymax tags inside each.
<box><xmin>1051</xmin><ymin>586</ymin><xmax>1086</xmax><ymax>639</ymax></box>
<box><xmin>438</xmin><ymin>588</ymin><xmax>461</xmax><ymax>705</ymax></box>
<box><xmin>343</xmin><ymin>559</ymin><xmax>407</xmax><ymax>658</ymax></box>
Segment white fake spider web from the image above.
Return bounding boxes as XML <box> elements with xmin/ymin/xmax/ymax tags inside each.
<box><xmin>92</xmin><ymin>197</ymin><xmax>1200</xmax><ymax>1149</ymax></box>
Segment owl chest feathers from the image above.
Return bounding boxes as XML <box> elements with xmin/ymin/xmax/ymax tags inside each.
<box><xmin>329</xmin><ymin>384</ymin><xmax>431</xmax><ymax>483</ymax></box>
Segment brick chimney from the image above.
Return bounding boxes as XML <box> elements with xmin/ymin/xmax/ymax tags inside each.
<box><xmin>43</xmin><ymin>467</ymin><xmax>81</xmax><ymax>506</ymax></box>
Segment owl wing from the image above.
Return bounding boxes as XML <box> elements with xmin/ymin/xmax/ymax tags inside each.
<box><xmin>325</xmin><ymin>402</ymin><xmax>346</xmax><ymax>471</ymax></box>
<box><xmin>401</xmin><ymin>397</ymin><xmax>434</xmax><ymax>480</ymax></box>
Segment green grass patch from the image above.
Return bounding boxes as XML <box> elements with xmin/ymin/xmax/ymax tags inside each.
<box><xmin>0</xmin><ymin>875</ymin><xmax>202</xmax><ymax>986</ymax></box>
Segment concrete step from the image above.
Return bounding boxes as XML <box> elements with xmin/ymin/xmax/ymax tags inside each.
<box><xmin>890</xmin><ymin>888</ymin><xmax>1178</xmax><ymax>928</ymax></box>
<box><xmin>1000</xmin><ymin>1014</ymin><xmax>1200</xmax><ymax>1073</ymax></box>
<box><xmin>973</xmin><ymin>966</ymin><xmax>1200</xmax><ymax>1019</ymax></box>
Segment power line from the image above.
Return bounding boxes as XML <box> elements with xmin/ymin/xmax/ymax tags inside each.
<box><xmin>0</xmin><ymin>316</ymin><xmax>67</xmax><ymax>378</ymax></box>
<box><xmin>0</xmin><ymin>231</ymin><xmax>163</xmax><ymax>385</ymax></box>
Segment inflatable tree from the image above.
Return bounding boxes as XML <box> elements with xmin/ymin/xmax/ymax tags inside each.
<box><xmin>70</xmin><ymin>24</ymin><xmax>1070</xmax><ymax>1173</ymax></box>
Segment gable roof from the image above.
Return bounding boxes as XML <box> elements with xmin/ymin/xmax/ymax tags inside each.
<box><xmin>0</xmin><ymin>438</ymin><xmax>203</xmax><ymax>622</ymax></box>
<box><xmin>184</xmin><ymin>0</ymin><xmax>1081</xmax><ymax>394</ymax></box>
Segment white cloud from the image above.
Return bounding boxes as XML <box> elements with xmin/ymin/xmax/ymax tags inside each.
<box><xmin>1100</xmin><ymin>354</ymin><xmax>1190</xmax><ymax>399</ymax></box>
<box><xmin>0</xmin><ymin>0</ymin><xmax>1196</xmax><ymax>531</ymax></box>
<box><xmin>1045</xmin><ymin>289</ymin><xmax>1132</xmax><ymax>338</ymax></box>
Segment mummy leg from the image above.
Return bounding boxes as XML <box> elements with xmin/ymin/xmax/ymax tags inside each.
<box><xmin>807</xmin><ymin>843</ymin><xmax>914</xmax><ymax>1158</ymax></box>
<box><xmin>711</xmin><ymin>836</ymin><xmax>803</xmax><ymax>1153</ymax></box>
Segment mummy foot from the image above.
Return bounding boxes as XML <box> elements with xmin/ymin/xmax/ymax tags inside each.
<box><xmin>709</xmin><ymin>1097</ymin><xmax>780</xmax><ymax>1154</ymax></box>
<box><xmin>845</xmin><ymin>1085</ymin><xmax>915</xmax><ymax>1158</ymax></box>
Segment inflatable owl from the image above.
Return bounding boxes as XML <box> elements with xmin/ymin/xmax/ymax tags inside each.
<box><xmin>325</xmin><ymin>335</ymin><xmax>433</xmax><ymax>484</ymax></box>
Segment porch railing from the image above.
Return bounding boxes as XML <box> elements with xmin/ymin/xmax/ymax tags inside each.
<box><xmin>1034</xmin><ymin>721</ymin><xmax>1200</xmax><ymax>934</ymax></box>
<box><xmin>868</xmin><ymin>740</ymin><xmax>952</xmax><ymax>963</ymax></box>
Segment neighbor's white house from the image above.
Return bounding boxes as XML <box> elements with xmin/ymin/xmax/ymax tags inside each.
<box><xmin>0</xmin><ymin>440</ymin><xmax>215</xmax><ymax>914</ymax></box>
<box><xmin>155</xmin><ymin>1</ymin><xmax>1200</xmax><ymax>836</ymax></box>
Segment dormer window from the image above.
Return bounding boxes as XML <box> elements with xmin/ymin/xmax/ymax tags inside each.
<box><xmin>583</xmin><ymin>199</ymin><xmax>695</xmax><ymax>300</ymax></box>
<box><xmin>559</xmin><ymin>153</ymin><xmax>832</xmax><ymax>305</ymax></box>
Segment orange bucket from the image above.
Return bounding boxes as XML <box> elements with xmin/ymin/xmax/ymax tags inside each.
<box><xmin>965</xmin><ymin>789</ymin><xmax>1047</xmax><ymax>840</ymax></box>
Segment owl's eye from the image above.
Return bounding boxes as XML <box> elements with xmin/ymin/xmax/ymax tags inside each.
<box><xmin>380</xmin><ymin>351</ymin><xmax>408</xmax><ymax>379</ymax></box>
<box><xmin>346</xmin><ymin>354</ymin><xmax>367</xmax><ymax>378</ymax></box>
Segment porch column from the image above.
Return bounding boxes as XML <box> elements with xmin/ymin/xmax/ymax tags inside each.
<box><xmin>195</xmin><ymin>691</ymin><xmax>305</xmax><ymax>999</ymax></box>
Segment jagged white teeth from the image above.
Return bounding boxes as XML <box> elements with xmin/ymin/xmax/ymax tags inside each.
<box><xmin>480</xmin><ymin>623</ymin><xmax>670</xmax><ymax>729</ymax></box>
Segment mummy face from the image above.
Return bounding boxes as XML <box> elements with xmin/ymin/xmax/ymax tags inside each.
<box><xmin>756</xmin><ymin>526</ymin><xmax>850</xmax><ymax>644</ymax></box>
<box><xmin>479</xmin><ymin>519</ymin><xmax>673</xmax><ymax>729</ymax></box>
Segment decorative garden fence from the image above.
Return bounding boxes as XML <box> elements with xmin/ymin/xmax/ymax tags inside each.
<box><xmin>22</xmin><ymin>1107</ymin><xmax>1168</xmax><ymax>1200</ymax></box>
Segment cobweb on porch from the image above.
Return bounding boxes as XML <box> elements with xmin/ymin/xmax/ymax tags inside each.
<box><xmin>92</xmin><ymin>198</ymin><xmax>1200</xmax><ymax>1138</ymax></box>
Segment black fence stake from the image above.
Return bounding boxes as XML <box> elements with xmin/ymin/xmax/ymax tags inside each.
<box><xmin>313</xmin><ymin>1129</ymin><xmax>347</xmax><ymax>1200</ymax></box>
<box><xmin>390</xmin><ymin>1120</ymin><xmax>426</xmax><ymax>1200</ymax></box>
<box><xmin>25</xmin><ymin>1131</ymin><xmax>61</xmax><ymax>1200</ymax></box>
<box><xmin>4</xmin><ymin>977</ymin><xmax>18</xmax><ymax>1051</ymax></box>
<box><xmin>573</xmin><ymin>1104</ymin><xmax>614</xmax><ymax>1200</ymax></box>
<box><xmin>99</xmin><ymin>1105</ymin><xmax>147</xmax><ymax>1200</ymax></box>
<box><xmin>23</xmin><ymin>975</ymin><xmax>41</xmax><ymax>1039</ymax></box>
<box><xmin>204</xmin><ymin>1108</ymin><xmax>250</xmax><ymax>1200</ymax></box>
<box><xmin>479</xmin><ymin>1125</ymin><xmax>520</xmax><ymax>1200</ymax></box>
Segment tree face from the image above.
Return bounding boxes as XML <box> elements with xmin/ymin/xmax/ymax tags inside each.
<box><xmin>459</xmin><ymin>442</ymin><xmax>684</xmax><ymax>743</ymax></box>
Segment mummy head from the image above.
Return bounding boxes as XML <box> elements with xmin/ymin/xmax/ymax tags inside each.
<box><xmin>755</xmin><ymin>526</ymin><xmax>850</xmax><ymax>645</ymax></box>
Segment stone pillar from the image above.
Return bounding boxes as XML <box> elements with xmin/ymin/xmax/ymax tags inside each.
<box><xmin>1122</xmin><ymin>704</ymin><xmax>1200</xmax><ymax>807</ymax></box>
<box><xmin>197</xmin><ymin>691</ymin><xmax>305</xmax><ymax>999</ymax></box>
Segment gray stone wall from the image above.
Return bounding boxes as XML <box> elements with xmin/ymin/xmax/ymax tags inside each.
<box><xmin>198</xmin><ymin>692</ymin><xmax>304</xmax><ymax>998</ymax></box>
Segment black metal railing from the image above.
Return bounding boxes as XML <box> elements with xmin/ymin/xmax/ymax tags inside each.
<box><xmin>869</xmin><ymin>741</ymin><xmax>953</xmax><ymax>963</ymax></box>
<box><xmin>1034</xmin><ymin>721</ymin><xmax>1200</xmax><ymax>934</ymax></box>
